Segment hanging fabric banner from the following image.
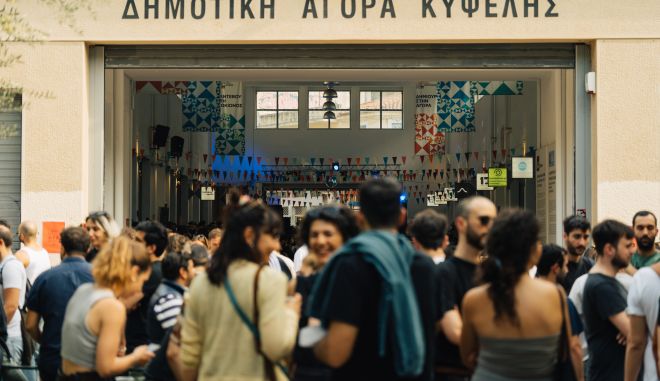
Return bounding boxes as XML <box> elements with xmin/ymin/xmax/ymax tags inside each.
<box><xmin>415</xmin><ymin>85</ymin><xmax>446</xmax><ymax>156</ymax></box>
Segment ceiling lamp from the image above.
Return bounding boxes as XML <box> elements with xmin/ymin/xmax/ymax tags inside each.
<box><xmin>323</xmin><ymin>81</ymin><xmax>338</xmax><ymax>120</ymax></box>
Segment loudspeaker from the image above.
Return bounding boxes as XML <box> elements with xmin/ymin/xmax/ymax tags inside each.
<box><xmin>152</xmin><ymin>125</ymin><xmax>170</xmax><ymax>148</ymax></box>
<box><xmin>170</xmin><ymin>136</ymin><xmax>184</xmax><ymax>158</ymax></box>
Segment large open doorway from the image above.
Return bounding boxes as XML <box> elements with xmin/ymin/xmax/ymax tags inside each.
<box><xmin>100</xmin><ymin>45</ymin><xmax>583</xmax><ymax>245</ymax></box>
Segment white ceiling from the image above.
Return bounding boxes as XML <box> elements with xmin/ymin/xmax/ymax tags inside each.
<box><xmin>122</xmin><ymin>68</ymin><xmax>555</xmax><ymax>83</ymax></box>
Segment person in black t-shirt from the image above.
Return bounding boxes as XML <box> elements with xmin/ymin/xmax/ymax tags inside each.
<box><xmin>126</xmin><ymin>221</ymin><xmax>169</xmax><ymax>353</ymax></box>
<box><xmin>312</xmin><ymin>178</ymin><xmax>437</xmax><ymax>381</ymax></box>
<box><xmin>435</xmin><ymin>196</ymin><xmax>496</xmax><ymax>381</ymax></box>
<box><xmin>561</xmin><ymin>215</ymin><xmax>593</xmax><ymax>293</ymax></box>
<box><xmin>582</xmin><ymin>219</ymin><xmax>635</xmax><ymax>381</ymax></box>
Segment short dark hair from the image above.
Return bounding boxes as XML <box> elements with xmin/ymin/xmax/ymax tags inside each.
<box><xmin>135</xmin><ymin>221</ymin><xmax>169</xmax><ymax>258</ymax></box>
<box><xmin>0</xmin><ymin>227</ymin><xmax>12</xmax><ymax>248</ymax></box>
<box><xmin>0</xmin><ymin>220</ymin><xmax>10</xmax><ymax>229</ymax></box>
<box><xmin>592</xmin><ymin>220</ymin><xmax>634</xmax><ymax>255</ymax></box>
<box><xmin>300</xmin><ymin>206</ymin><xmax>360</xmax><ymax>247</ymax></box>
<box><xmin>536</xmin><ymin>244</ymin><xmax>566</xmax><ymax>277</ymax></box>
<box><xmin>632</xmin><ymin>210</ymin><xmax>657</xmax><ymax>227</ymax></box>
<box><xmin>60</xmin><ymin>227</ymin><xmax>90</xmax><ymax>255</ymax></box>
<box><xmin>563</xmin><ymin>215</ymin><xmax>591</xmax><ymax>235</ymax></box>
<box><xmin>410</xmin><ymin>209</ymin><xmax>449</xmax><ymax>250</ymax></box>
<box><xmin>359</xmin><ymin>178</ymin><xmax>401</xmax><ymax>229</ymax></box>
<box><xmin>161</xmin><ymin>251</ymin><xmax>191</xmax><ymax>281</ymax></box>
<box><xmin>190</xmin><ymin>244</ymin><xmax>209</xmax><ymax>267</ymax></box>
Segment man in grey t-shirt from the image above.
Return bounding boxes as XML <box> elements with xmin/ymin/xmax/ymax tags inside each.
<box><xmin>0</xmin><ymin>225</ymin><xmax>28</xmax><ymax>366</ymax></box>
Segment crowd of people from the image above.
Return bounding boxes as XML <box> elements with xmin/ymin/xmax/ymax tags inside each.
<box><xmin>0</xmin><ymin>178</ymin><xmax>658</xmax><ymax>381</ymax></box>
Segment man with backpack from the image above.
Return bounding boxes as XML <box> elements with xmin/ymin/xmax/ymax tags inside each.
<box><xmin>0</xmin><ymin>224</ymin><xmax>32</xmax><ymax>380</ymax></box>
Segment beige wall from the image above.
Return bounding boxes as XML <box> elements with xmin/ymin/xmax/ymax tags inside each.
<box><xmin>11</xmin><ymin>0</ymin><xmax>660</xmax><ymax>43</ymax></box>
<box><xmin>591</xmin><ymin>39</ymin><xmax>660</xmax><ymax>224</ymax></box>
<box><xmin>0</xmin><ymin>42</ymin><xmax>90</xmax><ymax>227</ymax></box>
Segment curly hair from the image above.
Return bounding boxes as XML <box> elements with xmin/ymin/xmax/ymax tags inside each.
<box><xmin>92</xmin><ymin>236</ymin><xmax>151</xmax><ymax>295</ymax></box>
<box><xmin>299</xmin><ymin>205</ymin><xmax>360</xmax><ymax>247</ymax></box>
<box><xmin>480</xmin><ymin>209</ymin><xmax>540</xmax><ymax>325</ymax></box>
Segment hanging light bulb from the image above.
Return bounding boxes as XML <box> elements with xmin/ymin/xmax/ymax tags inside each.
<box><xmin>323</xmin><ymin>111</ymin><xmax>336</xmax><ymax>120</ymax></box>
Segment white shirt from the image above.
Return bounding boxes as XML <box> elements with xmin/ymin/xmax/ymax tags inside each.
<box><xmin>0</xmin><ymin>255</ymin><xmax>27</xmax><ymax>337</ymax></box>
<box><xmin>268</xmin><ymin>252</ymin><xmax>296</xmax><ymax>279</ymax></box>
<box><xmin>293</xmin><ymin>245</ymin><xmax>309</xmax><ymax>272</ymax></box>
<box><xmin>21</xmin><ymin>246</ymin><xmax>52</xmax><ymax>285</ymax></box>
<box><xmin>626</xmin><ymin>268</ymin><xmax>660</xmax><ymax>381</ymax></box>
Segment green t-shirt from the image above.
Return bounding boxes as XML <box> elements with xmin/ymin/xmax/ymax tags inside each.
<box><xmin>631</xmin><ymin>250</ymin><xmax>660</xmax><ymax>269</ymax></box>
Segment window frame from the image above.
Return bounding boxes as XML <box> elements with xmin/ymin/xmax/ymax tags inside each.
<box><xmin>255</xmin><ymin>90</ymin><xmax>300</xmax><ymax>129</ymax></box>
<box><xmin>359</xmin><ymin>90</ymin><xmax>404</xmax><ymax>130</ymax></box>
<box><xmin>308</xmin><ymin>89</ymin><xmax>352</xmax><ymax>129</ymax></box>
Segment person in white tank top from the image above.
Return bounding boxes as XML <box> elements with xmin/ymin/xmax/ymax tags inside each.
<box><xmin>15</xmin><ymin>221</ymin><xmax>52</xmax><ymax>285</ymax></box>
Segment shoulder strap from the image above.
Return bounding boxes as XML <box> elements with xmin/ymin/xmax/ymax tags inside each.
<box><xmin>224</xmin><ymin>265</ymin><xmax>288</xmax><ymax>381</ymax></box>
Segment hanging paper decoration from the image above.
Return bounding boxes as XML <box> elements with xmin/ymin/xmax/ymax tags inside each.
<box><xmin>392</xmin><ymin>157</ymin><xmax>398</xmax><ymax>165</ymax></box>
<box><xmin>356</xmin><ymin>158</ymin><xmax>361</xmax><ymax>166</ymax></box>
<box><xmin>136</xmin><ymin>81</ymin><xmax>189</xmax><ymax>95</ymax></box>
<box><xmin>383</xmin><ymin>157</ymin><xmax>389</xmax><ymax>165</ymax></box>
<box><xmin>420</xmin><ymin>156</ymin><xmax>425</xmax><ymax>164</ymax></box>
<box><xmin>283</xmin><ymin>157</ymin><xmax>289</xmax><ymax>165</ymax></box>
<box><xmin>238</xmin><ymin>156</ymin><xmax>244</xmax><ymax>165</ymax></box>
<box><xmin>455</xmin><ymin>153</ymin><xmax>462</xmax><ymax>164</ymax></box>
<box><xmin>347</xmin><ymin>158</ymin><xmax>352</xmax><ymax>166</ymax></box>
<box><xmin>247</xmin><ymin>156</ymin><xmax>253</xmax><ymax>166</ymax></box>
<box><xmin>464</xmin><ymin>152</ymin><xmax>471</xmax><ymax>162</ymax></box>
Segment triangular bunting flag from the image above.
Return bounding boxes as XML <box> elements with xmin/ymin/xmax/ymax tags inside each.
<box><xmin>203</xmin><ymin>154</ymin><xmax>208</xmax><ymax>163</ymax></box>
<box><xmin>383</xmin><ymin>157</ymin><xmax>389</xmax><ymax>165</ymax></box>
<box><xmin>229</xmin><ymin>156</ymin><xmax>235</xmax><ymax>165</ymax></box>
<box><xmin>257</xmin><ymin>157</ymin><xmax>262</xmax><ymax>165</ymax></box>
<box><xmin>320</xmin><ymin>158</ymin><xmax>325</xmax><ymax>166</ymax></box>
<box><xmin>311</xmin><ymin>158</ymin><xmax>317</xmax><ymax>166</ymax></box>
<box><xmin>275</xmin><ymin>157</ymin><xmax>280</xmax><ymax>165</ymax></box>
<box><xmin>474</xmin><ymin>152</ymin><xmax>479</xmax><ymax>160</ymax></box>
<box><xmin>392</xmin><ymin>156</ymin><xmax>398</xmax><ymax>165</ymax></box>
<box><xmin>284</xmin><ymin>157</ymin><xmax>289</xmax><ymax>165</ymax></box>
<box><xmin>493</xmin><ymin>150</ymin><xmax>497</xmax><ymax>160</ymax></box>
<box><xmin>465</xmin><ymin>152</ymin><xmax>471</xmax><ymax>162</ymax></box>
<box><xmin>420</xmin><ymin>156</ymin><xmax>425</xmax><ymax>164</ymax></box>
<box><xmin>502</xmin><ymin>149</ymin><xmax>507</xmax><ymax>158</ymax></box>
<box><xmin>356</xmin><ymin>158</ymin><xmax>361</xmax><ymax>165</ymax></box>
<box><xmin>510</xmin><ymin>148</ymin><xmax>516</xmax><ymax>156</ymax></box>
<box><xmin>247</xmin><ymin>156</ymin><xmax>253</xmax><ymax>166</ymax></box>
<box><xmin>402</xmin><ymin>156</ymin><xmax>407</xmax><ymax>165</ymax></box>
<box><xmin>455</xmin><ymin>153</ymin><xmax>461</xmax><ymax>163</ymax></box>
<box><xmin>347</xmin><ymin>158</ymin><xmax>352</xmax><ymax>166</ymax></box>
<box><xmin>238</xmin><ymin>156</ymin><xmax>244</xmax><ymax>165</ymax></box>
<box><xmin>429</xmin><ymin>155</ymin><xmax>434</xmax><ymax>164</ymax></box>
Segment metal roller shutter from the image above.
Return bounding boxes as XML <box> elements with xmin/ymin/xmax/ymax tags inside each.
<box><xmin>0</xmin><ymin>111</ymin><xmax>21</xmax><ymax>250</ymax></box>
<box><xmin>104</xmin><ymin>43</ymin><xmax>576</xmax><ymax>69</ymax></box>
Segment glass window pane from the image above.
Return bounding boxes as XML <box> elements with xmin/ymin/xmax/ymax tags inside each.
<box><xmin>278</xmin><ymin>111</ymin><xmax>299</xmax><ymax>129</ymax></box>
<box><xmin>335</xmin><ymin>91</ymin><xmax>351</xmax><ymax>109</ymax></box>
<box><xmin>256</xmin><ymin>110</ymin><xmax>278</xmax><ymax>129</ymax></box>
<box><xmin>309</xmin><ymin>111</ymin><xmax>329</xmax><ymax>128</ymax></box>
<box><xmin>360</xmin><ymin>91</ymin><xmax>380</xmax><ymax>110</ymax></box>
<box><xmin>382</xmin><ymin>92</ymin><xmax>403</xmax><ymax>110</ymax></box>
<box><xmin>360</xmin><ymin>111</ymin><xmax>381</xmax><ymax>129</ymax></box>
<box><xmin>330</xmin><ymin>110</ymin><xmax>351</xmax><ymax>129</ymax></box>
<box><xmin>309</xmin><ymin>91</ymin><xmax>324</xmax><ymax>110</ymax></box>
<box><xmin>257</xmin><ymin>91</ymin><xmax>277</xmax><ymax>109</ymax></box>
<box><xmin>279</xmin><ymin>91</ymin><xmax>298</xmax><ymax>110</ymax></box>
<box><xmin>382</xmin><ymin>111</ymin><xmax>403</xmax><ymax>129</ymax></box>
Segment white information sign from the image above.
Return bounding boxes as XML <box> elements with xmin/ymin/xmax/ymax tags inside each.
<box><xmin>512</xmin><ymin>157</ymin><xmax>534</xmax><ymax>178</ymax></box>
<box><xmin>201</xmin><ymin>187</ymin><xmax>215</xmax><ymax>201</ymax></box>
<box><xmin>476</xmin><ymin>173</ymin><xmax>494</xmax><ymax>190</ymax></box>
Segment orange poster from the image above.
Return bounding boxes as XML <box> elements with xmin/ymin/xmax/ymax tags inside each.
<box><xmin>43</xmin><ymin>222</ymin><xmax>65</xmax><ymax>254</ymax></box>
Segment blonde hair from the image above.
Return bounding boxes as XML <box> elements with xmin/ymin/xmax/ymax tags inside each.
<box><xmin>86</xmin><ymin>211</ymin><xmax>120</xmax><ymax>240</ymax></box>
<box><xmin>92</xmin><ymin>236</ymin><xmax>151</xmax><ymax>294</ymax></box>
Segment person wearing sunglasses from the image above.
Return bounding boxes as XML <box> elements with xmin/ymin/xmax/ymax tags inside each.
<box><xmin>435</xmin><ymin>196</ymin><xmax>496</xmax><ymax>381</ymax></box>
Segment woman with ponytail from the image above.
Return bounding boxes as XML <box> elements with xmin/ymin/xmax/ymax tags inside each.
<box><xmin>176</xmin><ymin>201</ymin><xmax>301</xmax><ymax>381</ymax></box>
<box><xmin>59</xmin><ymin>236</ymin><xmax>155</xmax><ymax>380</ymax></box>
<box><xmin>460</xmin><ymin>209</ymin><xmax>574</xmax><ymax>381</ymax></box>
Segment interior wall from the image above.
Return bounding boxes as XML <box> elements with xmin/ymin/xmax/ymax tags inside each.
<box><xmin>132</xmin><ymin>80</ymin><xmax>540</xmax><ymax>224</ymax></box>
